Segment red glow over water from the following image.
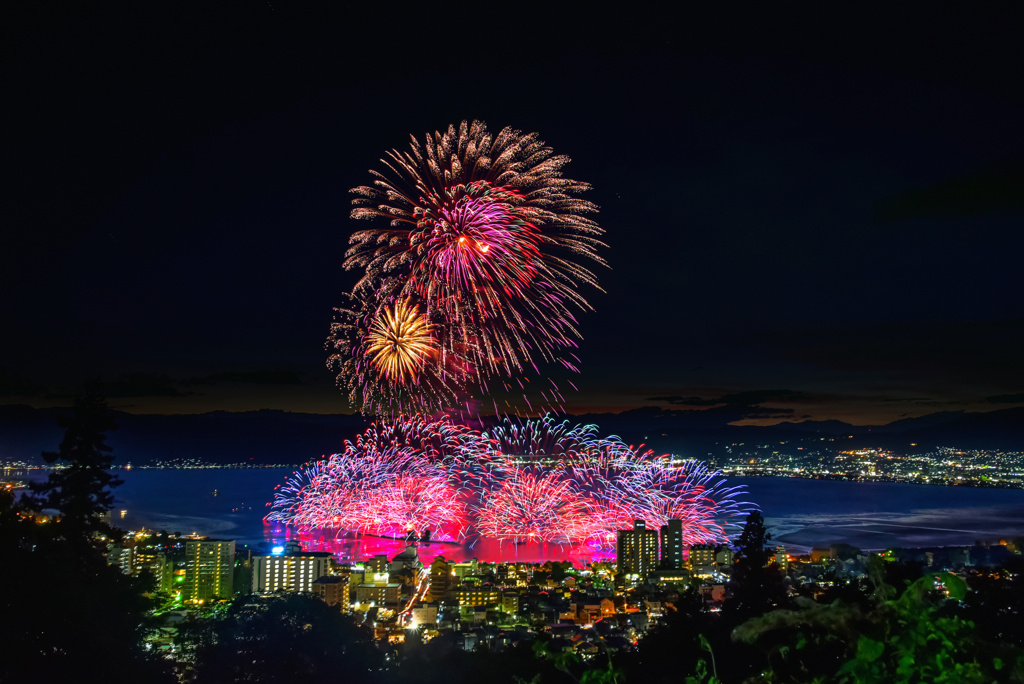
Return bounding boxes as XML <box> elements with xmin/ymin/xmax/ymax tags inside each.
<box><xmin>265</xmin><ymin>524</ymin><xmax>616</xmax><ymax>566</ymax></box>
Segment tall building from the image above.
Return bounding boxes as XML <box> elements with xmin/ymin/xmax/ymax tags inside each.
<box><xmin>452</xmin><ymin>560</ymin><xmax>478</xmax><ymax>579</ymax></box>
<box><xmin>454</xmin><ymin>586</ymin><xmax>500</xmax><ymax>607</ymax></box>
<box><xmin>366</xmin><ymin>554</ymin><xmax>390</xmax><ymax>575</ymax></box>
<box><xmin>689</xmin><ymin>543</ymin><xmax>717</xmax><ymax>576</ymax></box>
<box><xmin>428</xmin><ymin>557</ymin><xmax>453</xmax><ymax>602</ymax></box>
<box><xmin>354</xmin><ymin>567</ymin><xmax>402</xmax><ymax>607</ymax></box>
<box><xmin>617</xmin><ymin>520</ymin><xmax>658</xmax><ymax>582</ymax></box>
<box><xmin>411</xmin><ymin>603</ymin><xmax>439</xmax><ymax>627</ymax></box>
<box><xmin>775</xmin><ymin>546</ymin><xmax>788</xmax><ymax>571</ymax></box>
<box><xmin>109</xmin><ymin>544</ymin><xmax>173</xmax><ymax>592</ymax></box>
<box><xmin>252</xmin><ymin>551</ymin><xmax>333</xmax><ymax>594</ymax></box>
<box><xmin>500</xmin><ymin>590</ymin><xmax>520</xmax><ymax>615</ymax></box>
<box><xmin>107</xmin><ymin>545</ymin><xmax>134</xmax><ymax>574</ymax></box>
<box><xmin>389</xmin><ymin>544</ymin><xmax>422</xmax><ymax>575</ymax></box>
<box><xmin>134</xmin><ymin>548</ymin><xmax>172</xmax><ymax>593</ymax></box>
<box><xmin>312</xmin><ymin>575</ymin><xmax>350</xmax><ymax>608</ymax></box>
<box><xmin>184</xmin><ymin>539</ymin><xmax>235</xmax><ymax>602</ymax></box>
<box><xmin>660</xmin><ymin>519</ymin><xmax>684</xmax><ymax>569</ymax></box>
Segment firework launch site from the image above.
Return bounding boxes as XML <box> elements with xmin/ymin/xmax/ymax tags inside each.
<box><xmin>265</xmin><ymin>415</ymin><xmax>753</xmax><ymax>557</ymax></box>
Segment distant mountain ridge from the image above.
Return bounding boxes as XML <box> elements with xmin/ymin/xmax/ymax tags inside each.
<box><xmin>567</xmin><ymin>406</ymin><xmax>1024</xmax><ymax>454</ymax></box>
<box><xmin>0</xmin><ymin>405</ymin><xmax>368</xmax><ymax>466</ymax></box>
<box><xmin>1</xmin><ymin>404</ymin><xmax>1021</xmax><ymax>466</ymax></box>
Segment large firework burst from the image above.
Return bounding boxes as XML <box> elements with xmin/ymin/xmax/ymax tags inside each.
<box><xmin>473</xmin><ymin>471</ymin><xmax>593</xmax><ymax>543</ymax></box>
<box><xmin>333</xmin><ymin>120</ymin><xmax>605</xmax><ymax>415</ymax></box>
<box><xmin>267</xmin><ymin>416</ymin><xmax>754</xmax><ymax>549</ymax></box>
<box><xmin>468</xmin><ymin>417</ymin><xmax>752</xmax><ymax>545</ymax></box>
<box><xmin>267</xmin><ymin>416</ymin><xmax>480</xmax><ymax>538</ymax></box>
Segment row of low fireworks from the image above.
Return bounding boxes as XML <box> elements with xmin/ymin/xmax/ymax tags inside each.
<box><xmin>267</xmin><ymin>416</ymin><xmax>753</xmax><ymax>548</ymax></box>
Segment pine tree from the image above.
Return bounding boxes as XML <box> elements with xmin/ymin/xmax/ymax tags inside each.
<box><xmin>728</xmin><ymin>510</ymin><xmax>786</xmax><ymax>618</ymax></box>
<box><xmin>734</xmin><ymin>511</ymin><xmax>774</xmax><ymax>570</ymax></box>
<box><xmin>28</xmin><ymin>385</ymin><xmax>122</xmax><ymax>544</ymax></box>
<box><xmin>1</xmin><ymin>387</ymin><xmax>175</xmax><ymax>683</ymax></box>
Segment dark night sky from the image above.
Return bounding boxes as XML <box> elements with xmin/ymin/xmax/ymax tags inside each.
<box><xmin>4</xmin><ymin>3</ymin><xmax>1023</xmax><ymax>425</ymax></box>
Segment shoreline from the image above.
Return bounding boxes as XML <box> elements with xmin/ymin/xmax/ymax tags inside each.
<box><xmin>720</xmin><ymin>470</ymin><xmax>1023</xmax><ymax>490</ymax></box>
<box><xmin>10</xmin><ymin>465</ymin><xmax>1023</xmax><ymax>491</ymax></box>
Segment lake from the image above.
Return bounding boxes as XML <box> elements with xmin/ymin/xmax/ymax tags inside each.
<box><xmin>18</xmin><ymin>468</ymin><xmax>1024</xmax><ymax>562</ymax></box>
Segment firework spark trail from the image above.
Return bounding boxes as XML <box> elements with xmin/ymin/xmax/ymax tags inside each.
<box><xmin>473</xmin><ymin>471</ymin><xmax>593</xmax><ymax>544</ymax></box>
<box><xmin>352</xmin><ymin>414</ymin><xmax>484</xmax><ymax>461</ymax></box>
<box><xmin>268</xmin><ymin>433</ymin><xmax>469</xmax><ymax>539</ymax></box>
<box><xmin>333</xmin><ymin>121</ymin><xmax>606</xmax><ymax>415</ymax></box>
<box><xmin>268</xmin><ymin>417</ymin><xmax>755</xmax><ymax>549</ymax></box>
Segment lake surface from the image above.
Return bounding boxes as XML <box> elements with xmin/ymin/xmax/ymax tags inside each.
<box><xmin>18</xmin><ymin>469</ymin><xmax>1024</xmax><ymax>562</ymax></box>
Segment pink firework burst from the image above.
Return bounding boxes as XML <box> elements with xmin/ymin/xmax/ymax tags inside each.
<box><xmin>472</xmin><ymin>471</ymin><xmax>592</xmax><ymax>544</ymax></box>
<box><xmin>268</xmin><ymin>436</ymin><xmax>469</xmax><ymax>541</ymax></box>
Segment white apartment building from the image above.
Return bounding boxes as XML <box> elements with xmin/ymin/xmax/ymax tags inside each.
<box><xmin>252</xmin><ymin>552</ymin><xmax>333</xmax><ymax>594</ymax></box>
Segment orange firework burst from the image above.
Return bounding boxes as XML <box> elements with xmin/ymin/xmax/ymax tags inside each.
<box><xmin>327</xmin><ymin>293</ymin><xmax>468</xmax><ymax>416</ymax></box>
<box><xmin>365</xmin><ymin>300</ymin><xmax>434</xmax><ymax>382</ymax></box>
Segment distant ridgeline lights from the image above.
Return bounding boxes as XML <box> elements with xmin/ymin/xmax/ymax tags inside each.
<box><xmin>266</xmin><ymin>415</ymin><xmax>753</xmax><ymax>547</ymax></box>
<box><xmin>715</xmin><ymin>444</ymin><xmax>1024</xmax><ymax>488</ymax></box>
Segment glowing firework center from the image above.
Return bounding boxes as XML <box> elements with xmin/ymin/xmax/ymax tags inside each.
<box><xmin>267</xmin><ymin>417</ymin><xmax>753</xmax><ymax>549</ymax></box>
<box><xmin>364</xmin><ymin>300</ymin><xmax>435</xmax><ymax>383</ymax></box>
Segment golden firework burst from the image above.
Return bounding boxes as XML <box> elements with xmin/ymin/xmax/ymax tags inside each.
<box><xmin>365</xmin><ymin>300</ymin><xmax>434</xmax><ymax>382</ymax></box>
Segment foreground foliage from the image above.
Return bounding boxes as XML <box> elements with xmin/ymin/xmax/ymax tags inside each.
<box><xmin>733</xmin><ymin>558</ymin><xmax>1024</xmax><ymax>682</ymax></box>
<box><xmin>0</xmin><ymin>389</ymin><xmax>173</xmax><ymax>683</ymax></box>
<box><xmin>175</xmin><ymin>594</ymin><xmax>381</xmax><ymax>683</ymax></box>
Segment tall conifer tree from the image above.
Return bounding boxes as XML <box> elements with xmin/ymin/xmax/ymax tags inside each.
<box><xmin>28</xmin><ymin>385</ymin><xmax>122</xmax><ymax>545</ymax></box>
<box><xmin>728</xmin><ymin>510</ymin><xmax>787</xmax><ymax>618</ymax></box>
<box><xmin>3</xmin><ymin>387</ymin><xmax>174</xmax><ymax>683</ymax></box>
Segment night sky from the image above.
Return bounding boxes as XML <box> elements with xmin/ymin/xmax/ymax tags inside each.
<box><xmin>5</xmin><ymin>4</ymin><xmax>1023</xmax><ymax>425</ymax></box>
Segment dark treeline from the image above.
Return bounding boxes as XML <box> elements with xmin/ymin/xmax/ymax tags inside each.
<box><xmin>0</xmin><ymin>388</ymin><xmax>175</xmax><ymax>682</ymax></box>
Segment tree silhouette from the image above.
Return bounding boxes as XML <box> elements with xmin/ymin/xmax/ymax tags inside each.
<box><xmin>27</xmin><ymin>385</ymin><xmax>122</xmax><ymax>546</ymax></box>
<box><xmin>0</xmin><ymin>388</ymin><xmax>173</xmax><ymax>683</ymax></box>
<box><xmin>176</xmin><ymin>594</ymin><xmax>381</xmax><ymax>683</ymax></box>
<box><xmin>727</xmin><ymin>510</ymin><xmax>786</xmax><ymax>619</ymax></box>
